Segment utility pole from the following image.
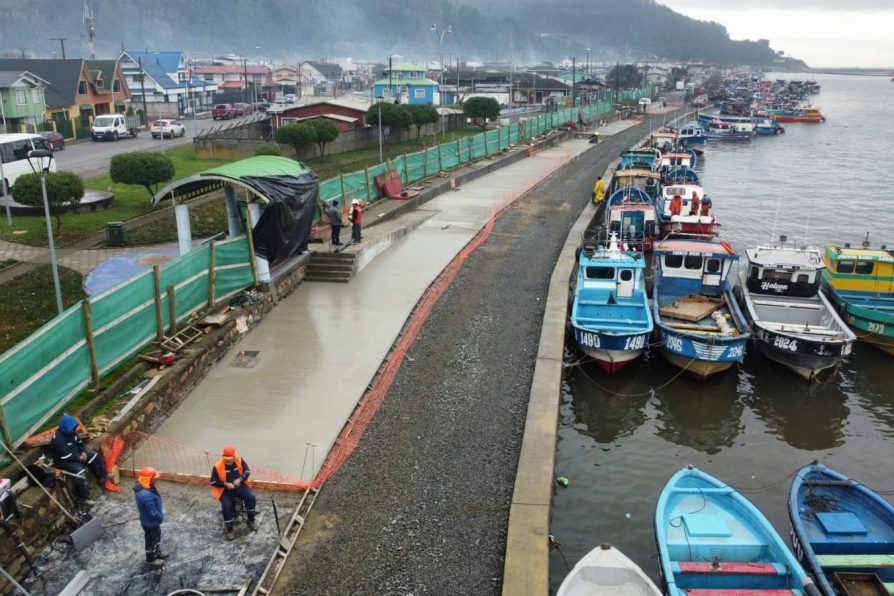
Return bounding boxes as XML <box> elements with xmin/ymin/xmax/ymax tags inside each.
<box><xmin>242</xmin><ymin>57</ymin><xmax>249</xmax><ymax>104</ymax></box>
<box><xmin>571</xmin><ymin>57</ymin><xmax>576</xmax><ymax>107</ymax></box>
<box><xmin>138</xmin><ymin>56</ymin><xmax>148</xmax><ymax>124</ymax></box>
<box><xmin>51</xmin><ymin>38</ymin><xmax>67</xmax><ymax>60</ymax></box>
<box><xmin>430</xmin><ymin>24</ymin><xmax>452</xmax><ymax>138</ymax></box>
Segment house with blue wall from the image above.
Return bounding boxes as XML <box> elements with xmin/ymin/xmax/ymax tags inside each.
<box><xmin>373</xmin><ymin>63</ymin><xmax>439</xmax><ymax>105</ymax></box>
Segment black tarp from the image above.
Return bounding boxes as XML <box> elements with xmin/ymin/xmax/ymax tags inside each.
<box><xmin>245</xmin><ymin>169</ymin><xmax>320</xmax><ymax>264</ymax></box>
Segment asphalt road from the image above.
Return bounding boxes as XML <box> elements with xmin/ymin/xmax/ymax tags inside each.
<box><xmin>275</xmin><ymin>116</ymin><xmax>664</xmax><ymax>595</ymax></box>
<box><xmin>52</xmin><ymin>113</ymin><xmax>261</xmax><ymax>179</ymax></box>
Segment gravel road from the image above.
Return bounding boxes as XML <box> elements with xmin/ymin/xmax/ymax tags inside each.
<box><xmin>276</xmin><ymin>118</ymin><xmax>659</xmax><ymax>595</ymax></box>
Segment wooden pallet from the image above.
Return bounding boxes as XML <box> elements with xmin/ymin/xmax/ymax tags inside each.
<box><xmin>252</xmin><ymin>487</ymin><xmax>320</xmax><ymax>595</ymax></box>
<box><xmin>660</xmin><ymin>294</ymin><xmax>724</xmax><ymax>322</ymax></box>
<box><xmin>159</xmin><ymin>325</ymin><xmax>203</xmax><ymax>352</ymax></box>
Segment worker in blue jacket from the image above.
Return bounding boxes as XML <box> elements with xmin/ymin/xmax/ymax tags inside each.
<box><xmin>134</xmin><ymin>466</ymin><xmax>168</xmax><ymax>567</ymax></box>
<box><xmin>50</xmin><ymin>414</ymin><xmax>108</xmax><ymax>504</ymax></box>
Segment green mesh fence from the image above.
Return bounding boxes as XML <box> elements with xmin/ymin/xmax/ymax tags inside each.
<box><xmin>425</xmin><ymin>147</ymin><xmax>440</xmax><ymax>176</ymax></box>
<box><xmin>0</xmin><ymin>236</ymin><xmax>255</xmax><ymax>447</ymax></box>
<box><xmin>390</xmin><ymin>156</ymin><xmax>407</xmax><ymax>184</ymax></box>
<box><xmin>406</xmin><ymin>151</ymin><xmax>426</xmax><ymax>183</ymax></box>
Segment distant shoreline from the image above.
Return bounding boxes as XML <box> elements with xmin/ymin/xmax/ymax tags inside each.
<box><xmin>806</xmin><ymin>68</ymin><xmax>894</xmax><ymax>77</ymax></box>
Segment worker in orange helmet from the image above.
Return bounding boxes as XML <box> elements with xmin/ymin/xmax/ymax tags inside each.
<box><xmin>669</xmin><ymin>193</ymin><xmax>683</xmax><ymax>216</ymax></box>
<box><xmin>689</xmin><ymin>191</ymin><xmax>700</xmax><ymax>216</ymax></box>
<box><xmin>134</xmin><ymin>466</ymin><xmax>167</xmax><ymax>567</ymax></box>
<box><xmin>210</xmin><ymin>445</ymin><xmax>257</xmax><ymax>540</ymax></box>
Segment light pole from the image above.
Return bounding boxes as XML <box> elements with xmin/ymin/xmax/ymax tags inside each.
<box><xmin>0</xmin><ymin>89</ymin><xmax>10</xmax><ymax>226</ymax></box>
<box><xmin>27</xmin><ymin>149</ymin><xmax>63</xmax><ymax>315</ymax></box>
<box><xmin>137</xmin><ymin>56</ymin><xmax>148</xmax><ymax>128</ymax></box>
<box><xmin>430</xmin><ymin>23</ymin><xmax>452</xmax><ymax>139</ymax></box>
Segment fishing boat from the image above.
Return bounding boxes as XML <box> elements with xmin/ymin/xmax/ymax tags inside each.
<box><xmin>604</xmin><ymin>188</ymin><xmax>660</xmax><ymax>251</ymax></box>
<box><xmin>820</xmin><ymin>238</ymin><xmax>894</xmax><ymax>356</ymax></box>
<box><xmin>658</xmin><ymin>171</ymin><xmax>719</xmax><ymax>238</ymax></box>
<box><xmin>570</xmin><ymin>233</ymin><xmax>653</xmax><ymax>373</ymax></box>
<box><xmin>737</xmin><ymin>242</ymin><xmax>855</xmax><ymax>381</ymax></box>
<box><xmin>557</xmin><ymin>543</ymin><xmax>662</xmax><ymax>596</ymax></box>
<box><xmin>754</xmin><ymin>117</ymin><xmax>785</xmax><ymax>135</ymax></box>
<box><xmin>788</xmin><ymin>462</ymin><xmax>894</xmax><ymax>596</ymax></box>
<box><xmin>678</xmin><ymin>122</ymin><xmax>707</xmax><ymax>150</ymax></box>
<box><xmin>657</xmin><ymin>151</ymin><xmax>694</xmax><ymax>176</ymax></box>
<box><xmin>698</xmin><ymin>112</ymin><xmax>757</xmax><ymax>135</ymax></box>
<box><xmin>771</xmin><ymin>107</ymin><xmax>825</xmax><ymax>123</ymax></box>
<box><xmin>703</xmin><ymin>120</ymin><xmax>753</xmax><ymax>142</ymax></box>
<box><xmin>619</xmin><ymin>147</ymin><xmax>661</xmax><ymax>171</ymax></box>
<box><xmin>656</xmin><ymin>466</ymin><xmax>819</xmax><ymax>596</ymax></box>
<box><xmin>606</xmin><ymin>168</ymin><xmax>663</xmax><ymax>203</ymax></box>
<box><xmin>650</xmin><ymin>130</ymin><xmax>681</xmax><ymax>153</ymax></box>
<box><xmin>652</xmin><ymin>239</ymin><xmax>749</xmax><ymax>379</ymax></box>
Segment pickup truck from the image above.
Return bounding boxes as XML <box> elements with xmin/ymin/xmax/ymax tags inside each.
<box><xmin>212</xmin><ymin>104</ymin><xmax>236</xmax><ymax>120</ymax></box>
<box><xmin>91</xmin><ymin>113</ymin><xmax>140</xmax><ymax>141</ymax></box>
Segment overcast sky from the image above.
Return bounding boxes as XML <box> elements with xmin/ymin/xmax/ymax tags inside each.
<box><xmin>659</xmin><ymin>0</ymin><xmax>894</xmax><ymax>67</ymax></box>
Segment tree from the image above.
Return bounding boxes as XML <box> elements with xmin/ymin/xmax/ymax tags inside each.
<box><xmin>365</xmin><ymin>102</ymin><xmax>413</xmax><ymax>132</ymax></box>
<box><xmin>607</xmin><ymin>64</ymin><xmax>643</xmax><ymax>91</ymax></box>
<box><xmin>11</xmin><ymin>171</ymin><xmax>84</xmax><ymax>231</ymax></box>
<box><xmin>274</xmin><ymin>123</ymin><xmax>317</xmax><ymax>158</ymax></box>
<box><xmin>463</xmin><ymin>97</ymin><xmax>500</xmax><ymax>130</ymax></box>
<box><xmin>407</xmin><ymin>105</ymin><xmax>439</xmax><ymax>141</ymax></box>
<box><xmin>109</xmin><ymin>152</ymin><xmax>175</xmax><ymax>199</ymax></box>
<box><xmin>305</xmin><ymin>118</ymin><xmax>340</xmax><ymax>158</ymax></box>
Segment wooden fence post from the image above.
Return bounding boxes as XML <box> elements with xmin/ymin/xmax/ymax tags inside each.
<box><xmin>484</xmin><ymin>130</ymin><xmax>490</xmax><ymax>155</ymax></box>
<box><xmin>153</xmin><ymin>265</ymin><xmax>164</xmax><ymax>340</ymax></box>
<box><xmin>364</xmin><ymin>166</ymin><xmax>372</xmax><ymax>203</ymax></box>
<box><xmin>402</xmin><ymin>154</ymin><xmax>409</xmax><ymax>183</ymax></box>
<box><xmin>167</xmin><ymin>285</ymin><xmax>177</xmax><ymax>336</ymax></box>
<box><xmin>437</xmin><ymin>142</ymin><xmax>443</xmax><ymax>172</ymax></box>
<box><xmin>0</xmin><ymin>407</ymin><xmax>14</xmax><ymax>448</ymax></box>
<box><xmin>82</xmin><ymin>301</ymin><xmax>100</xmax><ymax>385</ymax></box>
<box><xmin>456</xmin><ymin>139</ymin><xmax>462</xmax><ymax>163</ymax></box>
<box><xmin>208</xmin><ymin>242</ymin><xmax>216</xmax><ymax>308</ymax></box>
<box><xmin>340</xmin><ymin>174</ymin><xmax>348</xmax><ymax>203</ymax></box>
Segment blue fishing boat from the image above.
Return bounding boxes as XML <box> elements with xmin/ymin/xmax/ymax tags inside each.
<box><xmin>678</xmin><ymin>122</ymin><xmax>707</xmax><ymax>149</ymax></box>
<box><xmin>619</xmin><ymin>147</ymin><xmax>661</xmax><ymax>171</ymax></box>
<box><xmin>656</xmin><ymin>466</ymin><xmax>819</xmax><ymax>596</ymax></box>
<box><xmin>570</xmin><ymin>233</ymin><xmax>653</xmax><ymax>373</ymax></box>
<box><xmin>789</xmin><ymin>462</ymin><xmax>894</xmax><ymax>596</ymax></box>
<box><xmin>704</xmin><ymin>120</ymin><xmax>754</xmax><ymax>142</ymax></box>
<box><xmin>652</xmin><ymin>239</ymin><xmax>749</xmax><ymax>379</ymax></box>
<box><xmin>755</xmin><ymin>117</ymin><xmax>785</xmax><ymax>135</ymax></box>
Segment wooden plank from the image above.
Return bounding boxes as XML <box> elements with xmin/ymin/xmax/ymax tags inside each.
<box><xmin>153</xmin><ymin>265</ymin><xmax>164</xmax><ymax>340</ymax></box>
<box><xmin>660</xmin><ymin>295</ymin><xmax>724</xmax><ymax>322</ymax></box>
<box><xmin>402</xmin><ymin>153</ymin><xmax>409</xmax><ymax>183</ymax></box>
<box><xmin>685</xmin><ymin>590</ymin><xmax>796</xmax><ymax>596</ymax></box>
<box><xmin>437</xmin><ymin>142</ymin><xmax>443</xmax><ymax>172</ymax></box>
<box><xmin>0</xmin><ymin>405</ymin><xmax>14</xmax><ymax>447</ymax></box>
<box><xmin>678</xmin><ymin>561</ymin><xmax>780</xmax><ymax>575</ymax></box>
<box><xmin>364</xmin><ymin>166</ymin><xmax>372</xmax><ymax>203</ymax></box>
<box><xmin>82</xmin><ymin>301</ymin><xmax>100</xmax><ymax>385</ymax></box>
<box><xmin>817</xmin><ymin>554</ymin><xmax>894</xmax><ymax>568</ymax></box>
<box><xmin>456</xmin><ymin>139</ymin><xmax>462</xmax><ymax>163</ymax></box>
<box><xmin>208</xmin><ymin>241</ymin><xmax>216</xmax><ymax>308</ymax></box>
<box><xmin>167</xmin><ymin>285</ymin><xmax>177</xmax><ymax>336</ymax></box>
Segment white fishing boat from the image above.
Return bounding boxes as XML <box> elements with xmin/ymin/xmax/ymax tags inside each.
<box><xmin>557</xmin><ymin>543</ymin><xmax>662</xmax><ymax>596</ymax></box>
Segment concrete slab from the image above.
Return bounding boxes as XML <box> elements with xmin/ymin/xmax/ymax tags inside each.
<box><xmin>145</xmin><ymin>139</ymin><xmax>594</xmax><ymax>483</ymax></box>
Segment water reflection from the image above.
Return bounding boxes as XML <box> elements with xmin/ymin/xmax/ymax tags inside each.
<box><xmin>567</xmin><ymin>362</ymin><xmax>651</xmax><ymax>444</ymax></box>
<box><xmin>840</xmin><ymin>345</ymin><xmax>894</xmax><ymax>438</ymax></box>
<box><xmin>743</xmin><ymin>351</ymin><xmax>849</xmax><ymax>450</ymax></box>
<box><xmin>651</xmin><ymin>361</ymin><xmax>744</xmax><ymax>454</ymax></box>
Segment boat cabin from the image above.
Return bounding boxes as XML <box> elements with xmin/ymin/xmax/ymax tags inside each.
<box><xmin>579</xmin><ymin>241</ymin><xmax>646</xmax><ymax>302</ymax></box>
<box><xmin>654</xmin><ymin>240</ymin><xmax>737</xmax><ymax>296</ymax></box>
<box><xmin>650</xmin><ymin>131</ymin><xmax>680</xmax><ymax>152</ymax></box>
<box><xmin>607</xmin><ymin>169</ymin><xmax>662</xmax><ymax>200</ymax></box>
<box><xmin>822</xmin><ymin>243</ymin><xmax>894</xmax><ymax>294</ymax></box>
<box><xmin>661</xmin><ymin>184</ymin><xmax>704</xmax><ymax>216</ymax></box>
<box><xmin>619</xmin><ymin>148</ymin><xmax>661</xmax><ymax>171</ymax></box>
<box><xmin>658</xmin><ymin>153</ymin><xmax>692</xmax><ymax>173</ymax></box>
<box><xmin>745</xmin><ymin>246</ymin><xmax>824</xmax><ymax>297</ymax></box>
<box><xmin>679</xmin><ymin>122</ymin><xmax>704</xmax><ymax>142</ymax></box>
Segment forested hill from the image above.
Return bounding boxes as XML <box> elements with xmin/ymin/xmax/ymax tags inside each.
<box><xmin>0</xmin><ymin>0</ymin><xmax>804</xmax><ymax>67</ymax></box>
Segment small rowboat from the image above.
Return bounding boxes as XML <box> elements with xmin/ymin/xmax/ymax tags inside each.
<box><xmin>557</xmin><ymin>543</ymin><xmax>662</xmax><ymax>595</ymax></box>
<box><xmin>656</xmin><ymin>465</ymin><xmax>820</xmax><ymax>595</ymax></box>
<box><xmin>788</xmin><ymin>462</ymin><xmax>894</xmax><ymax>595</ymax></box>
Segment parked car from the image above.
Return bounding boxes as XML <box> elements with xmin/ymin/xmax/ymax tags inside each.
<box><xmin>233</xmin><ymin>102</ymin><xmax>251</xmax><ymax>116</ymax></box>
<box><xmin>254</xmin><ymin>101</ymin><xmax>270</xmax><ymax>113</ymax></box>
<box><xmin>38</xmin><ymin>130</ymin><xmax>65</xmax><ymax>151</ymax></box>
<box><xmin>91</xmin><ymin>113</ymin><xmax>141</xmax><ymax>141</ymax></box>
<box><xmin>150</xmin><ymin>119</ymin><xmax>186</xmax><ymax>139</ymax></box>
<box><xmin>212</xmin><ymin>104</ymin><xmax>236</xmax><ymax>120</ymax></box>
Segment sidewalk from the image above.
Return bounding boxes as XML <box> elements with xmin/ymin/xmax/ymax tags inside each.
<box><xmin>138</xmin><ymin>137</ymin><xmax>596</xmax><ymax>483</ymax></box>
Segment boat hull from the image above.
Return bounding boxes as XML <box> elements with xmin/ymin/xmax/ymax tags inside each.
<box><xmin>751</xmin><ymin>330</ymin><xmax>849</xmax><ymax>381</ymax></box>
<box><xmin>557</xmin><ymin>544</ymin><xmax>662</xmax><ymax>596</ymax></box>
<box><xmin>574</xmin><ymin>328</ymin><xmax>649</xmax><ymax>374</ymax></box>
<box><xmin>661</xmin><ymin>221</ymin><xmax>719</xmax><ymax>237</ymax></box>
<box><xmin>660</xmin><ymin>349</ymin><xmax>734</xmax><ymax>380</ymax></box>
<box><xmin>772</xmin><ymin>114</ymin><xmax>823</xmax><ymax>123</ymax></box>
<box><xmin>823</xmin><ymin>286</ymin><xmax>894</xmax><ymax>356</ymax></box>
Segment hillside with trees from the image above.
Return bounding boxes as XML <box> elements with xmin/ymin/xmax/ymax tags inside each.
<box><xmin>0</xmin><ymin>0</ymin><xmax>804</xmax><ymax>67</ymax></box>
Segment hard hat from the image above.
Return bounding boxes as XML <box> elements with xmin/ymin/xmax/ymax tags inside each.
<box><xmin>139</xmin><ymin>466</ymin><xmax>157</xmax><ymax>478</ymax></box>
<box><xmin>222</xmin><ymin>445</ymin><xmax>236</xmax><ymax>457</ymax></box>
<box><xmin>351</xmin><ymin>198</ymin><xmax>359</xmax><ymax>205</ymax></box>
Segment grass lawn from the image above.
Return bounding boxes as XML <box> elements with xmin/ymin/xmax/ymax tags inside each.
<box><xmin>0</xmin><ymin>264</ymin><xmax>86</xmax><ymax>353</ymax></box>
<box><xmin>0</xmin><ymin>146</ymin><xmax>232</xmax><ymax>248</ymax></box>
<box><xmin>0</xmin><ymin>259</ymin><xmax>17</xmax><ymax>269</ymax></box>
<box><xmin>120</xmin><ymin>199</ymin><xmax>229</xmax><ymax>246</ymax></box>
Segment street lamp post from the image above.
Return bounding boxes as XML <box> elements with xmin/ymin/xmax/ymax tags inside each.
<box><xmin>27</xmin><ymin>149</ymin><xmax>63</xmax><ymax>315</ymax></box>
<box><xmin>430</xmin><ymin>23</ymin><xmax>452</xmax><ymax>139</ymax></box>
<box><xmin>0</xmin><ymin>89</ymin><xmax>11</xmax><ymax>226</ymax></box>
<box><xmin>137</xmin><ymin>56</ymin><xmax>149</xmax><ymax>128</ymax></box>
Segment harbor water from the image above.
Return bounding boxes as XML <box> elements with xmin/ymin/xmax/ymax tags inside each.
<box><xmin>549</xmin><ymin>72</ymin><xmax>894</xmax><ymax>590</ymax></box>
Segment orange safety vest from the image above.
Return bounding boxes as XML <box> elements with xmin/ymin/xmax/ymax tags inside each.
<box><xmin>211</xmin><ymin>457</ymin><xmax>252</xmax><ymax>501</ymax></box>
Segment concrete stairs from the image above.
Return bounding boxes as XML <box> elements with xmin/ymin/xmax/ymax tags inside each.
<box><xmin>305</xmin><ymin>250</ymin><xmax>356</xmax><ymax>282</ymax></box>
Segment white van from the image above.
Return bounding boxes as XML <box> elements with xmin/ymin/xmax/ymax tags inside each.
<box><xmin>0</xmin><ymin>133</ymin><xmax>57</xmax><ymax>196</ymax></box>
<box><xmin>91</xmin><ymin>113</ymin><xmax>141</xmax><ymax>141</ymax></box>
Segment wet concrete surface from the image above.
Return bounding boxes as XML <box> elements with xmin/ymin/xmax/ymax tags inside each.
<box><xmin>274</xmin><ymin>118</ymin><xmax>666</xmax><ymax>594</ymax></box>
<box><xmin>24</xmin><ymin>482</ymin><xmax>302</xmax><ymax>595</ymax></box>
<box><xmin>146</xmin><ymin>141</ymin><xmax>594</xmax><ymax>484</ymax></box>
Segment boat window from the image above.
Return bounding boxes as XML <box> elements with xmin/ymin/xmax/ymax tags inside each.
<box><xmin>664</xmin><ymin>255</ymin><xmax>683</xmax><ymax>268</ymax></box>
<box><xmin>619</xmin><ymin>269</ymin><xmax>633</xmax><ymax>282</ymax></box>
<box><xmin>762</xmin><ymin>269</ymin><xmax>791</xmax><ymax>282</ymax></box>
<box><xmin>684</xmin><ymin>255</ymin><xmax>703</xmax><ymax>270</ymax></box>
<box><xmin>706</xmin><ymin>259</ymin><xmax>721</xmax><ymax>273</ymax></box>
<box><xmin>795</xmin><ymin>273</ymin><xmax>811</xmax><ymax>283</ymax></box>
<box><xmin>586</xmin><ymin>266</ymin><xmax>615</xmax><ymax>280</ymax></box>
<box><xmin>855</xmin><ymin>261</ymin><xmax>874</xmax><ymax>275</ymax></box>
<box><xmin>836</xmin><ymin>261</ymin><xmax>855</xmax><ymax>273</ymax></box>
<box><xmin>750</xmin><ymin>266</ymin><xmax>759</xmax><ymax>278</ymax></box>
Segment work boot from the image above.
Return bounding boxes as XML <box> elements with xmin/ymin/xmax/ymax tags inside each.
<box><xmin>155</xmin><ymin>551</ymin><xmax>169</xmax><ymax>560</ymax></box>
<box><xmin>247</xmin><ymin>519</ymin><xmax>258</xmax><ymax>531</ymax></box>
<box><xmin>225</xmin><ymin>527</ymin><xmax>235</xmax><ymax>541</ymax></box>
<box><xmin>147</xmin><ymin>559</ymin><xmax>165</xmax><ymax>568</ymax></box>
<box><xmin>82</xmin><ymin>498</ymin><xmax>97</xmax><ymax>507</ymax></box>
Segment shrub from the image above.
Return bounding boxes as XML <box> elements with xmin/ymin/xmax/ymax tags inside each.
<box><xmin>109</xmin><ymin>152</ymin><xmax>175</xmax><ymax>199</ymax></box>
<box><xmin>11</xmin><ymin>171</ymin><xmax>85</xmax><ymax>230</ymax></box>
<box><xmin>274</xmin><ymin>124</ymin><xmax>317</xmax><ymax>157</ymax></box>
<box><xmin>254</xmin><ymin>144</ymin><xmax>282</xmax><ymax>157</ymax></box>
<box><xmin>305</xmin><ymin>119</ymin><xmax>340</xmax><ymax>158</ymax></box>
